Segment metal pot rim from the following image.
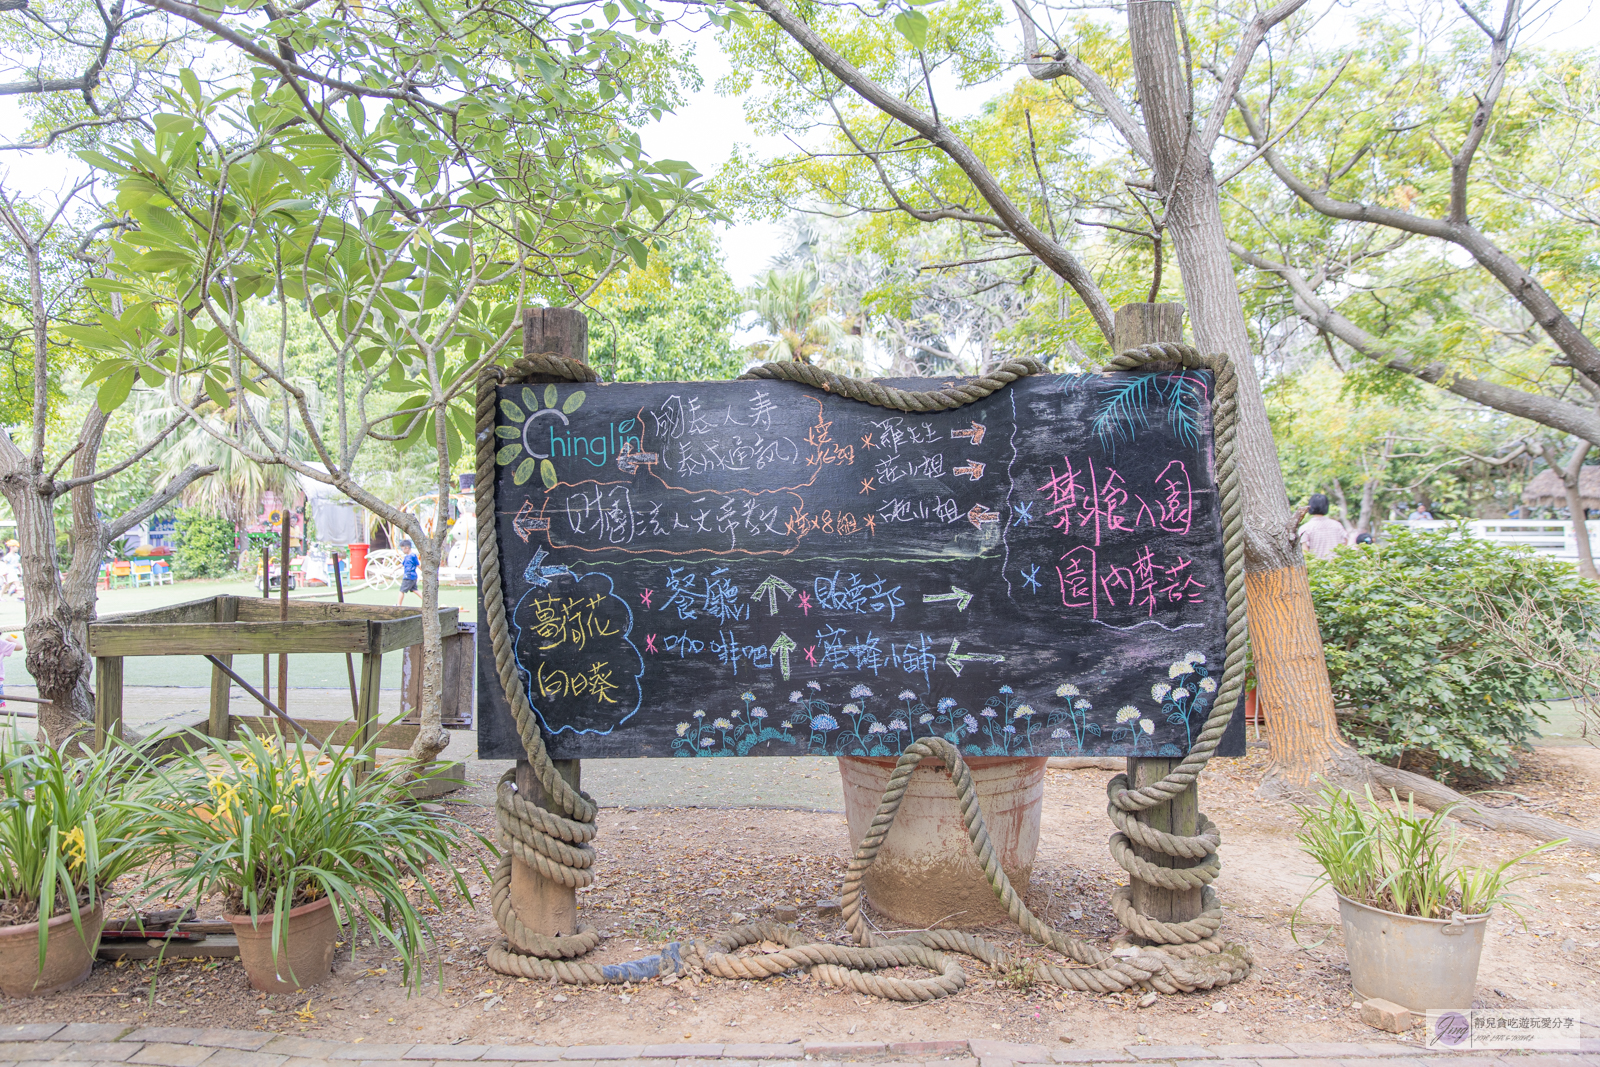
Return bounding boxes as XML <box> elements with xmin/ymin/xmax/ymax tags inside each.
<box><xmin>1333</xmin><ymin>889</ymin><xmax>1490</xmax><ymax>925</ymax></box>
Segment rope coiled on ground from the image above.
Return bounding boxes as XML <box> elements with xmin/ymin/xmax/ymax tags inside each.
<box><xmin>478</xmin><ymin>344</ymin><xmax>1250</xmax><ymax>996</ymax></box>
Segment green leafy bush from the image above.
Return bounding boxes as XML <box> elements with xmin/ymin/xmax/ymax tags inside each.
<box><xmin>172</xmin><ymin>511</ymin><xmax>238</xmax><ymax>579</ymax></box>
<box><xmin>1308</xmin><ymin>526</ymin><xmax>1600</xmax><ymax>782</ymax></box>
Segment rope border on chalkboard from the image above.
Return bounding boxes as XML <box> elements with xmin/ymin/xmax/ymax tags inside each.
<box><xmin>475</xmin><ymin>347</ymin><xmax>1252</xmax><ymax>996</ymax></box>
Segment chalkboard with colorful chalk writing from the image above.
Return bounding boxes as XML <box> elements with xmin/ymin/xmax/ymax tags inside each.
<box><xmin>477</xmin><ymin>371</ymin><xmax>1229</xmax><ymax>761</ymax></box>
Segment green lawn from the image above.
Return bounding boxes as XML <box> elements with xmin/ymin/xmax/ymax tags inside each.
<box><xmin>0</xmin><ymin>575</ymin><xmax>478</xmax><ymax>690</ymax></box>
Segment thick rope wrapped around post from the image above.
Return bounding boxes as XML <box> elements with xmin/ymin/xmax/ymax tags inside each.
<box><xmin>478</xmin><ymin>361</ymin><xmax>611</xmax><ymax>980</ymax></box>
<box><xmin>835</xmin><ymin>737</ymin><xmax>1251</xmax><ymax>993</ymax></box>
<box><xmin>476</xmin><ymin>344</ymin><xmax>1251</xmax><ymax>997</ymax></box>
<box><xmin>1094</xmin><ymin>342</ymin><xmax>1249</xmax><ymax>958</ymax></box>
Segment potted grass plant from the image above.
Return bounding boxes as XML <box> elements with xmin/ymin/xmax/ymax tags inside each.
<box><xmin>133</xmin><ymin>728</ymin><xmax>475</xmax><ymax>993</ymax></box>
<box><xmin>1294</xmin><ymin>786</ymin><xmax>1558</xmax><ymax>1013</ymax></box>
<box><xmin>0</xmin><ymin>732</ymin><xmax>152</xmax><ymax>997</ymax></box>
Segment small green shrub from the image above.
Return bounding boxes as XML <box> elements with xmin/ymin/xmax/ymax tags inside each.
<box><xmin>172</xmin><ymin>511</ymin><xmax>238</xmax><ymax>579</ymax></box>
<box><xmin>130</xmin><ymin>729</ymin><xmax>481</xmax><ymax>985</ymax></box>
<box><xmin>1292</xmin><ymin>787</ymin><xmax>1556</xmax><ymax>925</ymax></box>
<box><xmin>1308</xmin><ymin>526</ymin><xmax>1600</xmax><ymax>782</ymax></box>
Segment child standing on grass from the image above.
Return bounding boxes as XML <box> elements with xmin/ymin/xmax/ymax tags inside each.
<box><xmin>397</xmin><ymin>540</ymin><xmax>420</xmax><ymax>606</ymax></box>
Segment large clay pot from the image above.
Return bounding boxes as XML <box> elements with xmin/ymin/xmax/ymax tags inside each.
<box><xmin>227</xmin><ymin>896</ymin><xmax>338</xmax><ymax>993</ymax></box>
<box><xmin>0</xmin><ymin>904</ymin><xmax>103</xmax><ymax>997</ymax></box>
<box><xmin>837</xmin><ymin>755</ymin><xmax>1047</xmax><ymax>927</ymax></box>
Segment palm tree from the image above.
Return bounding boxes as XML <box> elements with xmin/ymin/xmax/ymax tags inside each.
<box><xmin>133</xmin><ymin>383</ymin><xmax>322</xmax><ymax>525</ymax></box>
<box><xmin>746</xmin><ymin>266</ymin><xmax>863</xmax><ymax>372</ymax></box>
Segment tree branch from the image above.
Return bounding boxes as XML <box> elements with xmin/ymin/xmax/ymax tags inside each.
<box><xmin>1235</xmin><ymin>94</ymin><xmax>1600</xmax><ymax>384</ymax></box>
<box><xmin>750</xmin><ymin>0</ymin><xmax>1115</xmax><ymax>345</ymax></box>
<box><xmin>1014</xmin><ymin>0</ymin><xmax>1150</xmax><ymax>163</ymax></box>
<box><xmin>103</xmin><ymin>462</ymin><xmax>218</xmax><ymax>541</ymax></box>
<box><xmin>1232</xmin><ymin>241</ymin><xmax>1600</xmax><ymax>447</ymax></box>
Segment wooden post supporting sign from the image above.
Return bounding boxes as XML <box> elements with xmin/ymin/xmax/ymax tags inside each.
<box><xmin>1115</xmin><ymin>302</ymin><xmax>1205</xmax><ymax>929</ymax></box>
<box><xmin>509</xmin><ymin>306</ymin><xmax>589</xmax><ymax>940</ymax></box>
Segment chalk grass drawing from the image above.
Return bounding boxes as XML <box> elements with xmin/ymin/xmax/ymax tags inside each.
<box><xmin>668</xmin><ymin>669</ymin><xmax>1212</xmax><ymax>759</ymax></box>
<box><xmin>1084</xmin><ymin>373</ymin><xmax>1207</xmax><ymax>454</ymax></box>
<box><xmin>670</xmin><ymin>691</ymin><xmax>797</xmax><ymax>756</ymax></box>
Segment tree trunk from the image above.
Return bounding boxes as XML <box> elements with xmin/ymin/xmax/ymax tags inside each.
<box><xmin>1126</xmin><ymin>1</ymin><xmax>1351</xmax><ymax>796</ymax></box>
<box><xmin>406</xmin><ymin>535</ymin><xmax>450</xmax><ymax>763</ymax></box>
<box><xmin>0</xmin><ymin>474</ymin><xmax>94</xmax><ymax>745</ymax></box>
<box><xmin>1559</xmin><ymin>443</ymin><xmax>1597</xmax><ymax>582</ymax></box>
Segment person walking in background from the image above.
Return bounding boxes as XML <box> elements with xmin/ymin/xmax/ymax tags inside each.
<box><xmin>397</xmin><ymin>539</ymin><xmax>420</xmax><ymax>606</ymax></box>
<box><xmin>1408</xmin><ymin>502</ymin><xmax>1434</xmax><ymax>522</ymax></box>
<box><xmin>0</xmin><ymin>540</ymin><xmax>21</xmax><ymax>600</ymax></box>
<box><xmin>0</xmin><ymin>632</ymin><xmax>18</xmax><ymax>708</ymax></box>
<box><xmin>1298</xmin><ymin>493</ymin><xmax>1349</xmax><ymax>560</ymax></box>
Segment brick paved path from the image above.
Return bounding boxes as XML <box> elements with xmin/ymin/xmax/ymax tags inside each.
<box><xmin>2</xmin><ymin>1024</ymin><xmax>1595</xmax><ymax>1067</ymax></box>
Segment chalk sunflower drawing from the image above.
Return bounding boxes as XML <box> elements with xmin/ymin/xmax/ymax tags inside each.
<box><xmin>495</xmin><ymin>384</ymin><xmax>587</xmax><ymax>489</ymax></box>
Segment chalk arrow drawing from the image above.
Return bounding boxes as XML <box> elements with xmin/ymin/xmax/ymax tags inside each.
<box><xmin>616</xmin><ymin>441</ymin><xmax>660</xmax><ymax>475</ymax></box>
<box><xmin>752</xmin><ymin>575</ymin><xmax>797</xmax><ymax>615</ymax></box>
<box><xmin>951</xmin><ymin>421</ymin><xmax>986</xmax><ymax>446</ymax></box>
<box><xmin>513</xmin><ymin>499</ymin><xmax>550</xmax><ymax>542</ymax></box>
<box><xmin>771</xmin><ymin>633</ymin><xmax>797</xmax><ymax>680</ymax></box>
<box><xmin>953</xmin><ymin>460</ymin><xmax>986</xmax><ymax>481</ymax></box>
<box><xmin>522</xmin><ymin>545</ymin><xmax>572</xmax><ymax>589</ymax></box>
<box><xmin>945</xmin><ymin>638</ymin><xmax>1005</xmax><ymax>677</ymax></box>
<box><xmin>967</xmin><ymin>504</ymin><xmax>1000</xmax><ymax>529</ymax></box>
<box><xmin>922</xmin><ymin>585</ymin><xmax>973</xmax><ymax>611</ymax></box>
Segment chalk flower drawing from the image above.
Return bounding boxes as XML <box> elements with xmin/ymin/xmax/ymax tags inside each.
<box><xmin>496</xmin><ymin>384</ymin><xmax>586</xmax><ymax>489</ymax></box>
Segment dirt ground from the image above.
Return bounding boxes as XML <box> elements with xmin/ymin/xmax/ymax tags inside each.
<box><xmin>8</xmin><ymin>746</ymin><xmax>1600</xmax><ymax>1047</ymax></box>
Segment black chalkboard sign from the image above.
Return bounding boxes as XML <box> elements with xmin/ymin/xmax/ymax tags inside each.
<box><xmin>478</xmin><ymin>372</ymin><xmax>1229</xmax><ymax>761</ymax></box>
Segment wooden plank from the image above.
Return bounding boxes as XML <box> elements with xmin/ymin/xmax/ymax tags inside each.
<box><xmin>230</xmin><ymin>714</ymin><xmax>419</xmax><ymax>750</ymax></box>
<box><xmin>98</xmin><ymin>935</ymin><xmax>240</xmax><ymax>961</ymax></box>
<box><xmin>94</xmin><ymin>657</ymin><xmax>123</xmax><ymax>748</ymax></box>
<box><xmin>355</xmin><ymin>652</ymin><xmax>384</xmax><ymax>774</ymax></box>
<box><xmin>371</xmin><ymin>608</ymin><xmax>460</xmax><ymax>654</ymax></box>
<box><xmin>95</xmin><ymin>596</ymin><xmax>220</xmax><ymax>626</ymax></box>
<box><xmin>207</xmin><ymin>597</ymin><xmax>239</xmax><ymax>739</ymax></box>
<box><xmin>88</xmin><ymin>620</ymin><xmax>371</xmax><ymax>657</ymax></box>
<box><xmin>232</xmin><ymin>600</ymin><xmax>457</xmax><ymax>623</ymax></box>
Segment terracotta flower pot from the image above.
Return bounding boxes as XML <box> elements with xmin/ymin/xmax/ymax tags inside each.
<box><xmin>226</xmin><ymin>895</ymin><xmax>338</xmax><ymax>993</ymax></box>
<box><xmin>0</xmin><ymin>903</ymin><xmax>103</xmax><ymax>998</ymax></box>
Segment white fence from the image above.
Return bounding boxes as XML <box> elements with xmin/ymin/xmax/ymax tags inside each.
<box><xmin>1401</xmin><ymin>519</ymin><xmax>1597</xmax><ymax>562</ymax></box>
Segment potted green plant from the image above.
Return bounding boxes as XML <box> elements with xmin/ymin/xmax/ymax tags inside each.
<box><xmin>133</xmin><ymin>729</ymin><xmax>475</xmax><ymax>993</ymax></box>
<box><xmin>0</xmin><ymin>733</ymin><xmax>151</xmax><ymax>997</ymax></box>
<box><xmin>1294</xmin><ymin>786</ymin><xmax>1558</xmax><ymax>1013</ymax></box>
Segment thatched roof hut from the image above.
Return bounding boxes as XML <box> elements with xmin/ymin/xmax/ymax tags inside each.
<box><xmin>1522</xmin><ymin>466</ymin><xmax>1600</xmax><ymax>509</ymax></box>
